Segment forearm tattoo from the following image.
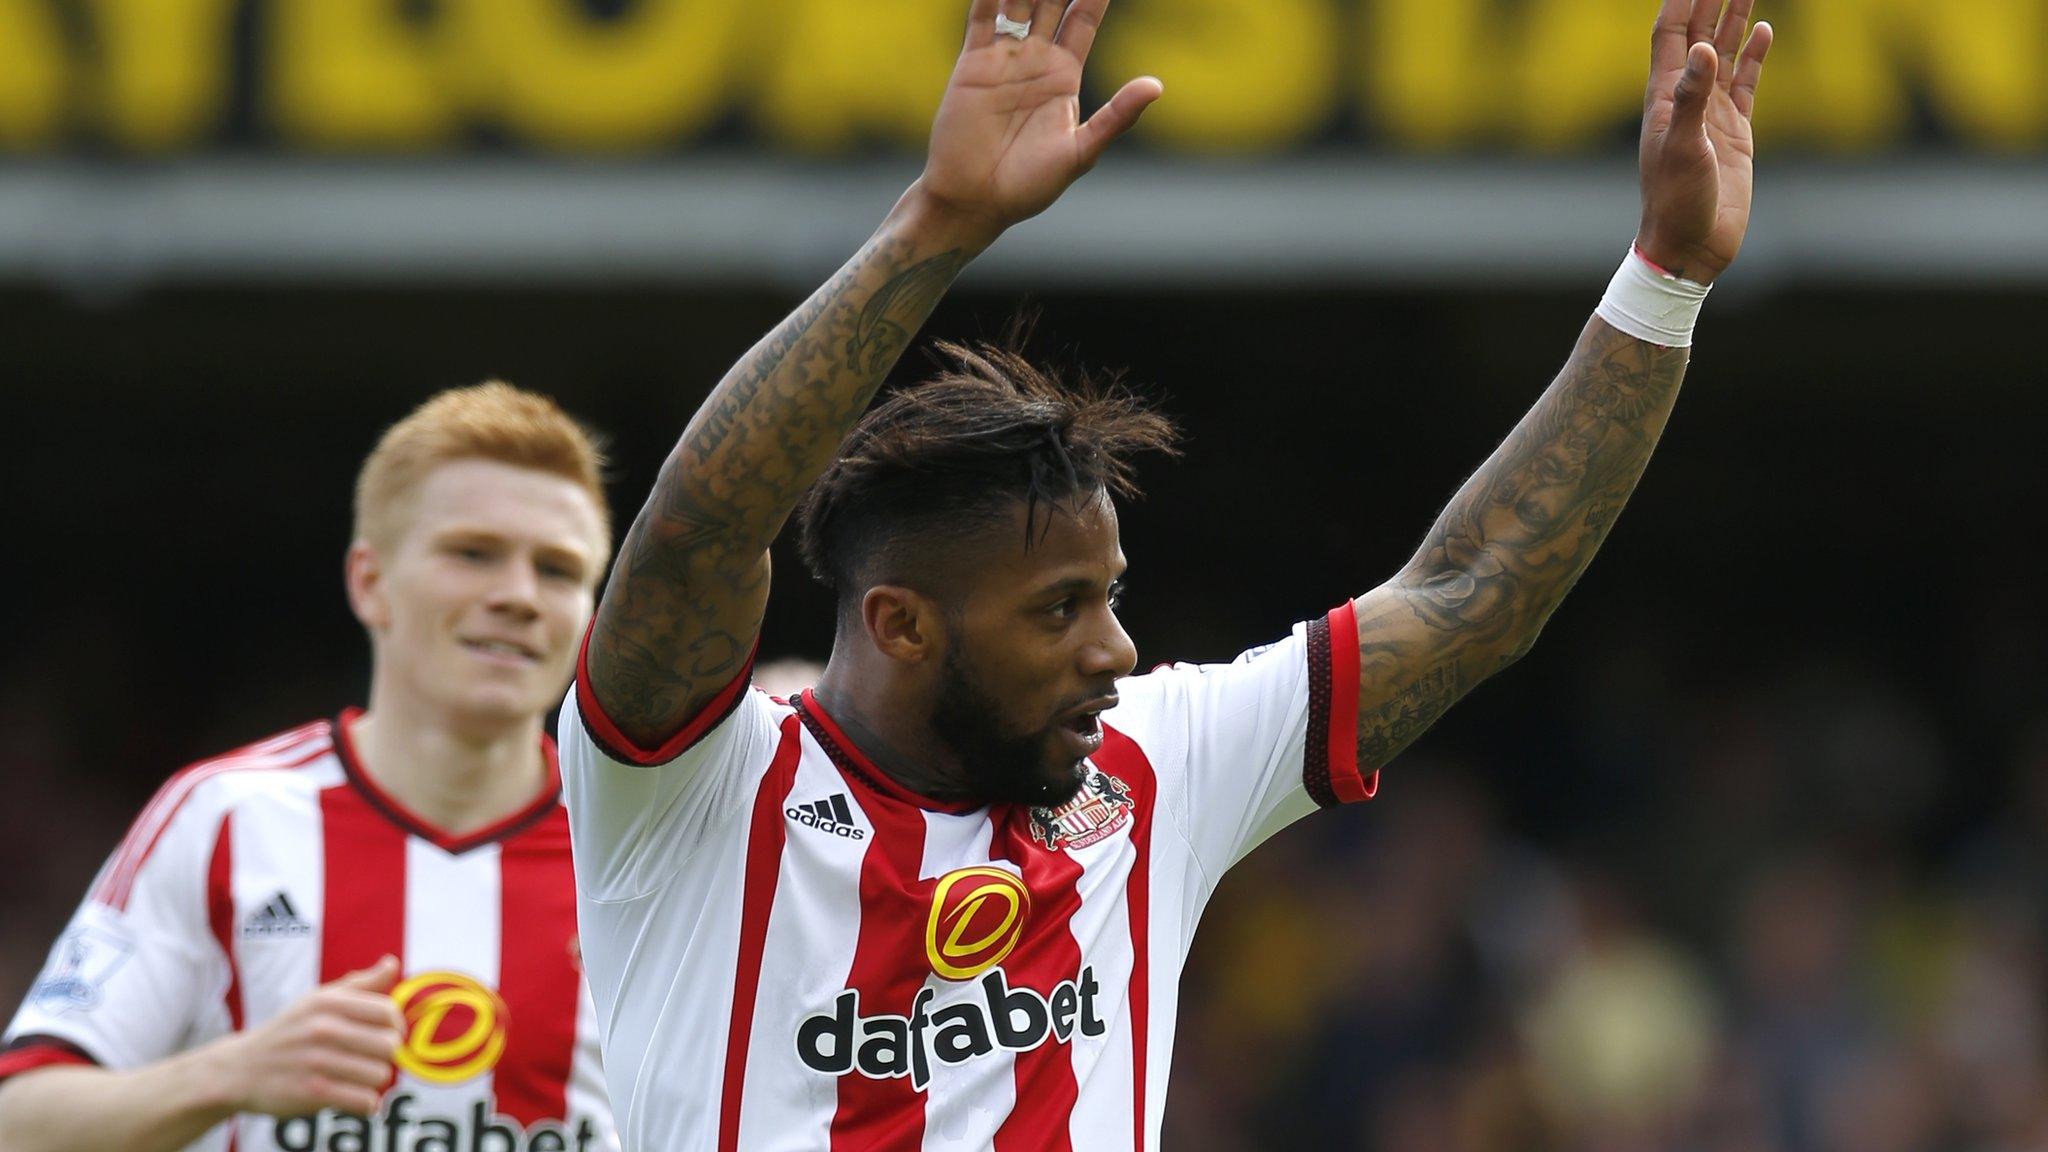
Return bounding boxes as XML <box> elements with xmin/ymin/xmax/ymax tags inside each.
<box><xmin>588</xmin><ymin>231</ymin><xmax>967</xmax><ymax>745</ymax></box>
<box><xmin>1353</xmin><ymin>319</ymin><xmax>1689</xmax><ymax>769</ymax></box>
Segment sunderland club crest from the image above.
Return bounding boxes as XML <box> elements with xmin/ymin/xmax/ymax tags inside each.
<box><xmin>1029</xmin><ymin>770</ymin><xmax>1135</xmax><ymax>851</ymax></box>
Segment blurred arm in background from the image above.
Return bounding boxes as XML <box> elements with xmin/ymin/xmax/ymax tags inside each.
<box><xmin>0</xmin><ymin>959</ymin><xmax>403</xmax><ymax>1152</ymax></box>
<box><xmin>1342</xmin><ymin>0</ymin><xmax>1774</xmax><ymax>771</ymax></box>
<box><xmin>583</xmin><ymin>0</ymin><xmax>1162</xmax><ymax>749</ymax></box>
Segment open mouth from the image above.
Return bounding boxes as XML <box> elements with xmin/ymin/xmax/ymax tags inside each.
<box><xmin>1057</xmin><ymin>696</ymin><xmax>1116</xmax><ymax>753</ymax></box>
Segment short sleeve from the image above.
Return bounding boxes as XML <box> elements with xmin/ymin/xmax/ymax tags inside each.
<box><xmin>559</xmin><ymin>629</ymin><xmax>785</xmax><ymax>903</ymax></box>
<box><xmin>1107</xmin><ymin>602</ymin><xmax>1374</xmax><ymax>881</ymax></box>
<box><xmin>3</xmin><ymin>788</ymin><xmax>227</xmax><ymax>1080</ymax></box>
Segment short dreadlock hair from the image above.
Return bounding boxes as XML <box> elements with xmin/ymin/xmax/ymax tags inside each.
<box><xmin>796</xmin><ymin>340</ymin><xmax>1179</xmax><ymax>613</ymax></box>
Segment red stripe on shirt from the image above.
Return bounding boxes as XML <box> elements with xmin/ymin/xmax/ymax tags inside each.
<box><xmin>0</xmin><ymin>1040</ymin><xmax>96</xmax><ymax>1084</ymax></box>
<box><xmin>1323</xmin><ymin>601</ymin><xmax>1375</xmax><ymax>804</ymax></box>
<box><xmin>1305</xmin><ymin>602</ymin><xmax>1377</xmax><ymax>808</ymax></box>
<box><xmin>317</xmin><ymin>781</ymin><xmax>408</xmax><ymax>983</ymax></box>
<box><xmin>494</xmin><ymin>806</ymin><xmax>579</xmax><ymax>1127</ymax></box>
<box><xmin>1096</xmin><ymin>729</ymin><xmax>1159</xmax><ymax>1151</ymax></box>
<box><xmin>718</xmin><ymin>715</ymin><xmax>805</xmax><ymax>1152</ymax></box>
<box><xmin>828</xmin><ymin>768</ymin><xmax>936</xmax><ymax>1151</ymax></box>
<box><xmin>206</xmin><ymin>812</ymin><xmax>245</xmax><ymax>1152</ymax></box>
<box><xmin>990</xmin><ymin>814</ymin><xmax>1088</xmax><ymax>1152</ymax></box>
<box><xmin>206</xmin><ymin>812</ymin><xmax>245</xmax><ymax>1032</ymax></box>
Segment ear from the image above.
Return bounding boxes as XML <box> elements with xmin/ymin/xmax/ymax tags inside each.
<box><xmin>859</xmin><ymin>585</ymin><xmax>945</xmax><ymax>665</ymax></box>
<box><xmin>345</xmin><ymin>539</ymin><xmax>392</xmax><ymax>632</ymax></box>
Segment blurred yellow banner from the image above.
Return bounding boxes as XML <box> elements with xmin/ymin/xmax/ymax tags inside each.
<box><xmin>1</xmin><ymin>0</ymin><xmax>2043</xmax><ymax>154</ymax></box>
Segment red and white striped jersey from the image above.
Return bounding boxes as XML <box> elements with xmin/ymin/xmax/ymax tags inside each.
<box><xmin>562</xmin><ymin>603</ymin><xmax>1372</xmax><ymax>1152</ymax></box>
<box><xmin>1</xmin><ymin>712</ymin><xmax>620</xmax><ymax>1152</ymax></box>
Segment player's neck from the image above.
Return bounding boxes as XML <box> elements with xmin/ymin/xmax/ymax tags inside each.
<box><xmin>345</xmin><ymin>704</ymin><xmax>548</xmax><ymax>837</ymax></box>
<box><xmin>813</xmin><ymin>664</ymin><xmax>978</xmax><ymax>806</ymax></box>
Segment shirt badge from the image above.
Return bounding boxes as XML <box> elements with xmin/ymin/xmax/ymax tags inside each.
<box><xmin>30</xmin><ymin>926</ymin><xmax>133</xmax><ymax>1016</ymax></box>
<box><xmin>1028</xmin><ymin>770</ymin><xmax>1135</xmax><ymax>851</ymax></box>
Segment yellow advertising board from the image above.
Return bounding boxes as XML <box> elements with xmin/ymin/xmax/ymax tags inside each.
<box><xmin>1</xmin><ymin>0</ymin><xmax>2044</xmax><ymax>153</ymax></box>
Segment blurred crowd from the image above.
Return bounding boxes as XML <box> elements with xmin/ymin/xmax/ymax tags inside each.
<box><xmin>7</xmin><ymin>634</ymin><xmax>2048</xmax><ymax>1152</ymax></box>
<box><xmin>1164</xmin><ymin>657</ymin><xmax>2048</xmax><ymax>1152</ymax></box>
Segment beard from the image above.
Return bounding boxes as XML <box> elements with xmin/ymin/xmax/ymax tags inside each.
<box><xmin>929</xmin><ymin>646</ymin><xmax>1089</xmax><ymax>809</ymax></box>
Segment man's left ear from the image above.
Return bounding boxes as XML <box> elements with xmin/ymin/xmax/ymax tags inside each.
<box><xmin>861</xmin><ymin>584</ymin><xmax>947</xmax><ymax>665</ymax></box>
<box><xmin>344</xmin><ymin>539</ymin><xmax>391</xmax><ymax>631</ymax></box>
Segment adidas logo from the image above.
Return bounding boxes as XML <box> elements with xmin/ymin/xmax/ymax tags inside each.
<box><xmin>240</xmin><ymin>891</ymin><xmax>313</xmax><ymax>939</ymax></box>
<box><xmin>786</xmin><ymin>794</ymin><xmax>867</xmax><ymax>841</ymax></box>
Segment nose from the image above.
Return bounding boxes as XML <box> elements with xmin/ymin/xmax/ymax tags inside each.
<box><xmin>1082</xmin><ymin>610</ymin><xmax>1139</xmax><ymax>679</ymax></box>
<box><xmin>487</xmin><ymin>560</ymin><xmax>543</xmax><ymax>621</ymax></box>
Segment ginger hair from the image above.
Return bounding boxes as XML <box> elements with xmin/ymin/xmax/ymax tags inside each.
<box><xmin>353</xmin><ymin>381</ymin><xmax>610</xmax><ymax>552</ymax></box>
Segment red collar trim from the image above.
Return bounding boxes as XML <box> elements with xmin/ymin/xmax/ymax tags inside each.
<box><xmin>333</xmin><ymin>708</ymin><xmax>562</xmax><ymax>855</ymax></box>
<box><xmin>794</xmin><ymin>690</ymin><xmax>983</xmax><ymax>816</ymax></box>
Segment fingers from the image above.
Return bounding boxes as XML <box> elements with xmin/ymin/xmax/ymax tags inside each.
<box><xmin>1650</xmin><ymin>0</ymin><xmax>1693</xmax><ymax>75</ymax></box>
<box><xmin>306</xmin><ymin>1047</ymin><xmax>396</xmax><ymax>1092</ymax></box>
<box><xmin>1671</xmin><ymin>41</ymin><xmax>1718</xmax><ymax>134</ymax></box>
<box><xmin>1076</xmin><ymin>76</ymin><xmax>1163</xmax><ymax>167</ymax></box>
<box><xmin>242</xmin><ymin>1002</ymin><xmax>401</xmax><ymax>1118</ymax></box>
<box><xmin>324</xmin><ymin>1020</ymin><xmax>403</xmax><ymax>1062</ymax></box>
<box><xmin>331</xmin><ymin>954</ymin><xmax>399</xmax><ymax>993</ymax></box>
<box><xmin>294</xmin><ymin>992</ymin><xmax>404</xmax><ymax>1057</ymax></box>
<box><xmin>324</xmin><ymin>990</ymin><xmax>407</xmax><ymax>1034</ymax></box>
<box><xmin>1711</xmin><ymin>0</ymin><xmax>1754</xmax><ymax>76</ymax></box>
<box><xmin>997</xmin><ymin>0</ymin><xmax>1035</xmax><ymax>34</ymax></box>
<box><xmin>1055</xmin><ymin>0</ymin><xmax>1110</xmax><ymax>63</ymax></box>
<box><xmin>964</xmin><ymin>0</ymin><xmax>1002</xmax><ymax>49</ymax></box>
<box><xmin>1685</xmin><ymin>0</ymin><xmax>1721</xmax><ymax>48</ymax></box>
<box><xmin>972</xmin><ymin>0</ymin><xmax>1035</xmax><ymax>49</ymax></box>
<box><xmin>303</xmin><ymin>1073</ymin><xmax>386</xmax><ymax>1118</ymax></box>
<box><xmin>1031</xmin><ymin>0</ymin><xmax>1067</xmax><ymax>40</ymax></box>
<box><xmin>1730</xmin><ymin>21</ymin><xmax>1774</xmax><ymax>118</ymax></box>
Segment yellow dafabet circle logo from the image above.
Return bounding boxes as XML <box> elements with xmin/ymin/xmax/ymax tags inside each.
<box><xmin>390</xmin><ymin>971</ymin><xmax>507</xmax><ymax>1084</ymax></box>
<box><xmin>925</xmin><ymin>867</ymin><xmax>1030</xmax><ymax>981</ymax></box>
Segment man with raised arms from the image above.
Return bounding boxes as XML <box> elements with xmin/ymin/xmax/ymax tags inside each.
<box><xmin>561</xmin><ymin>0</ymin><xmax>1773</xmax><ymax>1147</ymax></box>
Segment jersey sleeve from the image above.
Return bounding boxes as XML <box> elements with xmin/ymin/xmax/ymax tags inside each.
<box><xmin>2</xmin><ymin>781</ymin><xmax>229</xmax><ymax>1082</ymax></box>
<box><xmin>559</xmin><ymin>626</ymin><xmax>784</xmax><ymax>903</ymax></box>
<box><xmin>1110</xmin><ymin>601</ymin><xmax>1374</xmax><ymax>881</ymax></box>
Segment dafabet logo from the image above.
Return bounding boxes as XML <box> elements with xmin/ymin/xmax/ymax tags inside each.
<box><xmin>391</xmin><ymin>970</ymin><xmax>507</xmax><ymax>1084</ymax></box>
<box><xmin>795</xmin><ymin>863</ymin><xmax>1107</xmax><ymax>1088</ymax></box>
<box><xmin>924</xmin><ymin>866</ymin><xmax>1030</xmax><ymax>981</ymax></box>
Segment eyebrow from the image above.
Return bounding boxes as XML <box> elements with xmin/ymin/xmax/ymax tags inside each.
<box><xmin>437</xmin><ymin>528</ymin><xmax>593</xmax><ymax>569</ymax></box>
<box><xmin>1029</xmin><ymin>572</ymin><xmax>1129</xmax><ymax>601</ymax></box>
<box><xmin>536</xmin><ymin>545</ymin><xmax>592</xmax><ymax>572</ymax></box>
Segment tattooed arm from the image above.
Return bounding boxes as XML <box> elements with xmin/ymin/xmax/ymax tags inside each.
<box><xmin>586</xmin><ymin>0</ymin><xmax>1164</xmax><ymax>745</ymax></box>
<box><xmin>1347</xmin><ymin>320</ymin><xmax>1686</xmax><ymax>767</ymax></box>
<box><xmin>584</xmin><ymin>209</ymin><xmax>975</xmax><ymax>743</ymax></box>
<box><xmin>1345</xmin><ymin>0</ymin><xmax>1774</xmax><ymax>770</ymax></box>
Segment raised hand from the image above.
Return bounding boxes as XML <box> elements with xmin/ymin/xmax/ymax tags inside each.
<box><xmin>1636</xmin><ymin>0</ymin><xmax>1774</xmax><ymax>283</ymax></box>
<box><xmin>918</xmin><ymin>0</ymin><xmax>1164</xmax><ymax>239</ymax></box>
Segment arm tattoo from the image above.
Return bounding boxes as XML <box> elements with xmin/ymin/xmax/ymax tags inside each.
<box><xmin>848</xmin><ymin>254</ymin><xmax>963</xmax><ymax>375</ymax></box>
<box><xmin>1352</xmin><ymin>319</ymin><xmax>1689</xmax><ymax>770</ymax></box>
<box><xmin>588</xmin><ymin>225</ymin><xmax>968</xmax><ymax>746</ymax></box>
<box><xmin>1357</xmin><ymin>662</ymin><xmax>1461</xmax><ymax>770</ymax></box>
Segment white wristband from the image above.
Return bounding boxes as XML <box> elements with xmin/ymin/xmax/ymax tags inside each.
<box><xmin>1595</xmin><ymin>246</ymin><xmax>1711</xmax><ymax>348</ymax></box>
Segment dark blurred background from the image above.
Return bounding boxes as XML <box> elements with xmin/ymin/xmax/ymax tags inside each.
<box><xmin>6</xmin><ymin>0</ymin><xmax>2048</xmax><ymax>1148</ymax></box>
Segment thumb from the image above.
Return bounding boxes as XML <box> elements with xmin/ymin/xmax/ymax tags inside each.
<box><xmin>1670</xmin><ymin>42</ymin><xmax>1717</xmax><ymax>135</ymax></box>
<box><xmin>332</xmin><ymin>954</ymin><xmax>401</xmax><ymax>993</ymax></box>
<box><xmin>1077</xmin><ymin>76</ymin><xmax>1164</xmax><ymax>167</ymax></box>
